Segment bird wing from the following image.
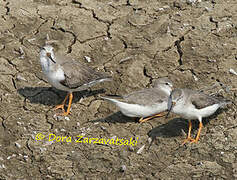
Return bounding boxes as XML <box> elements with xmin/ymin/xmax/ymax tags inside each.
<box><xmin>56</xmin><ymin>55</ymin><xmax>111</xmax><ymax>89</ymax></box>
<box><xmin>123</xmin><ymin>88</ymin><xmax>168</xmax><ymax>106</ymax></box>
<box><xmin>189</xmin><ymin>92</ymin><xmax>220</xmax><ymax>109</ymax></box>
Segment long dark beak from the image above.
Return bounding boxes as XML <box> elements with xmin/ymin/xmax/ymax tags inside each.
<box><xmin>46</xmin><ymin>52</ymin><xmax>56</xmax><ymax>63</ymax></box>
<box><xmin>166</xmin><ymin>96</ymin><xmax>174</xmax><ymax>118</ymax></box>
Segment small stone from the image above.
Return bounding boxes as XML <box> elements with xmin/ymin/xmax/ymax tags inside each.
<box><xmin>84</xmin><ymin>56</ymin><xmax>92</xmax><ymax>63</ymax></box>
<box><xmin>137</xmin><ymin>145</ymin><xmax>145</xmax><ymax>154</ymax></box>
<box><xmin>53</xmin><ymin>114</ymin><xmax>64</xmax><ymax>121</ymax></box>
<box><xmin>148</xmin><ymin>137</ymin><xmax>152</xmax><ymax>144</ymax></box>
<box><xmin>101</xmin><ymin>126</ymin><xmax>106</xmax><ymax>130</ymax></box>
<box><xmin>65</xmin><ymin>116</ymin><xmax>70</xmax><ymax>121</ymax></box>
<box><xmin>0</xmin><ymin>164</ymin><xmax>6</xmax><ymax>169</ymax></box>
<box><xmin>27</xmin><ymin>38</ymin><xmax>36</xmax><ymax>42</ymax></box>
<box><xmin>120</xmin><ymin>165</ymin><xmax>126</xmax><ymax>172</ymax></box>
<box><xmin>193</xmin><ymin>74</ymin><xmax>198</xmax><ymax>81</ymax></box>
<box><xmin>23</xmin><ymin>155</ymin><xmax>28</xmax><ymax>161</ymax></box>
<box><xmin>40</xmin><ymin>147</ymin><xmax>47</xmax><ymax>153</ymax></box>
<box><xmin>16</xmin><ymin>74</ymin><xmax>27</xmax><ymax>81</ymax></box>
<box><xmin>15</xmin><ymin>142</ymin><xmax>21</xmax><ymax>148</ymax></box>
<box><xmin>229</xmin><ymin>69</ymin><xmax>237</xmax><ymax>75</ymax></box>
<box><xmin>119</xmin><ymin>56</ymin><xmax>132</xmax><ymax>64</ymax></box>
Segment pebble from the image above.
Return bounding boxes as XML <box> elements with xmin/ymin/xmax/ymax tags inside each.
<box><xmin>148</xmin><ymin>137</ymin><xmax>152</xmax><ymax>144</ymax></box>
<box><xmin>229</xmin><ymin>68</ymin><xmax>237</xmax><ymax>75</ymax></box>
<box><xmin>65</xmin><ymin>116</ymin><xmax>70</xmax><ymax>121</ymax></box>
<box><xmin>120</xmin><ymin>165</ymin><xmax>126</xmax><ymax>172</ymax></box>
<box><xmin>0</xmin><ymin>164</ymin><xmax>6</xmax><ymax>169</ymax></box>
<box><xmin>15</xmin><ymin>142</ymin><xmax>21</xmax><ymax>148</ymax></box>
<box><xmin>119</xmin><ymin>56</ymin><xmax>132</xmax><ymax>64</ymax></box>
<box><xmin>16</xmin><ymin>74</ymin><xmax>27</xmax><ymax>81</ymax></box>
<box><xmin>84</xmin><ymin>56</ymin><xmax>92</xmax><ymax>63</ymax></box>
<box><xmin>137</xmin><ymin>144</ymin><xmax>145</xmax><ymax>154</ymax></box>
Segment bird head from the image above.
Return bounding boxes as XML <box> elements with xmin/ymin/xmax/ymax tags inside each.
<box><xmin>40</xmin><ymin>45</ymin><xmax>56</xmax><ymax>63</ymax></box>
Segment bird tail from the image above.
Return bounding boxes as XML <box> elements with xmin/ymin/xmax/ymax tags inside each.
<box><xmin>98</xmin><ymin>77</ymin><xmax>113</xmax><ymax>83</ymax></box>
<box><xmin>100</xmin><ymin>95</ymin><xmax>123</xmax><ymax>103</ymax></box>
<box><xmin>87</xmin><ymin>76</ymin><xmax>112</xmax><ymax>87</ymax></box>
<box><xmin>211</xmin><ymin>94</ymin><xmax>233</xmax><ymax>108</ymax></box>
<box><xmin>220</xmin><ymin>99</ymin><xmax>232</xmax><ymax>108</ymax></box>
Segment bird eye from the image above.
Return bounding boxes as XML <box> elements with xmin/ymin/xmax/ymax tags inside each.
<box><xmin>165</xmin><ymin>82</ymin><xmax>169</xmax><ymax>85</ymax></box>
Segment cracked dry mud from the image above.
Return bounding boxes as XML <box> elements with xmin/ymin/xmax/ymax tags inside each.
<box><xmin>0</xmin><ymin>0</ymin><xmax>237</xmax><ymax>179</ymax></box>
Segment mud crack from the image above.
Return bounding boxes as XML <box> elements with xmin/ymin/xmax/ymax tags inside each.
<box><xmin>174</xmin><ymin>36</ymin><xmax>184</xmax><ymax>66</ymax></box>
<box><xmin>33</xmin><ymin>19</ymin><xmax>48</xmax><ymax>36</ymax></box>
<box><xmin>119</xmin><ymin>38</ymin><xmax>128</xmax><ymax>49</ymax></box>
<box><xmin>91</xmin><ymin>9</ymin><xmax>112</xmax><ymax>39</ymax></box>
<box><xmin>126</xmin><ymin>0</ymin><xmax>132</xmax><ymax>6</ymax></box>
<box><xmin>143</xmin><ymin>66</ymin><xmax>153</xmax><ymax>86</ymax></box>
<box><xmin>211</xmin><ymin>0</ymin><xmax>216</xmax><ymax>8</ymax></box>
<box><xmin>209</xmin><ymin>16</ymin><xmax>218</xmax><ymax>31</ymax></box>
<box><xmin>1</xmin><ymin>116</ymin><xmax>7</xmax><ymax>130</ymax></box>
<box><xmin>45</xmin><ymin>113</ymin><xmax>54</xmax><ymax>130</ymax></box>
<box><xmin>71</xmin><ymin>0</ymin><xmax>82</xmax><ymax>6</ymax></box>
<box><xmin>1</xmin><ymin>56</ymin><xmax>20</xmax><ymax>72</ymax></box>
<box><xmin>36</xmin><ymin>8</ymin><xmax>46</xmax><ymax>20</ymax></box>
<box><xmin>72</xmin><ymin>1</ymin><xmax>112</xmax><ymax>39</ymax></box>
<box><xmin>4</xmin><ymin>1</ymin><xmax>10</xmax><ymax>15</ymax></box>
<box><xmin>50</xmin><ymin>26</ymin><xmax>77</xmax><ymax>54</ymax></box>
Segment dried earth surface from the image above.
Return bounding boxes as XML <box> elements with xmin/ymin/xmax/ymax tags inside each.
<box><xmin>0</xmin><ymin>0</ymin><xmax>237</xmax><ymax>179</ymax></box>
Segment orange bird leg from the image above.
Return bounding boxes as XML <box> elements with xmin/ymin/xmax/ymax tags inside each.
<box><xmin>60</xmin><ymin>93</ymin><xmax>73</xmax><ymax>116</ymax></box>
<box><xmin>139</xmin><ymin>111</ymin><xmax>166</xmax><ymax>123</ymax></box>
<box><xmin>54</xmin><ymin>93</ymin><xmax>69</xmax><ymax>112</ymax></box>
<box><xmin>190</xmin><ymin>122</ymin><xmax>203</xmax><ymax>144</ymax></box>
<box><xmin>182</xmin><ymin>120</ymin><xmax>196</xmax><ymax>145</ymax></box>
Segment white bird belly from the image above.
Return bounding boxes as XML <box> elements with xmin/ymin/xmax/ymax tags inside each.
<box><xmin>116</xmin><ymin>101</ymin><xmax>167</xmax><ymax>118</ymax></box>
<box><xmin>196</xmin><ymin>104</ymin><xmax>220</xmax><ymax>118</ymax></box>
<box><xmin>173</xmin><ymin>104</ymin><xmax>220</xmax><ymax>120</ymax></box>
<box><xmin>43</xmin><ymin>68</ymin><xmax>69</xmax><ymax>92</ymax></box>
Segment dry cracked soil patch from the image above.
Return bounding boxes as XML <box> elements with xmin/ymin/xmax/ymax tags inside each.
<box><xmin>0</xmin><ymin>0</ymin><xmax>237</xmax><ymax>179</ymax></box>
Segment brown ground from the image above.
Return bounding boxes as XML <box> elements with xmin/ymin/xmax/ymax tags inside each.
<box><xmin>0</xmin><ymin>0</ymin><xmax>237</xmax><ymax>179</ymax></box>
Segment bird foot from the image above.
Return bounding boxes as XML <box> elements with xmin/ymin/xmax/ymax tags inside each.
<box><xmin>190</xmin><ymin>138</ymin><xmax>199</xmax><ymax>144</ymax></box>
<box><xmin>54</xmin><ymin>104</ymin><xmax>66</xmax><ymax>112</ymax></box>
<box><xmin>139</xmin><ymin>117</ymin><xmax>146</xmax><ymax>123</ymax></box>
<box><xmin>54</xmin><ymin>104</ymin><xmax>71</xmax><ymax>116</ymax></box>
<box><xmin>181</xmin><ymin>137</ymin><xmax>196</xmax><ymax>145</ymax></box>
<box><xmin>139</xmin><ymin>112</ymin><xmax>166</xmax><ymax>123</ymax></box>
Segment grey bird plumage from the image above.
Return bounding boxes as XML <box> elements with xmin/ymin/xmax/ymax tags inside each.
<box><xmin>39</xmin><ymin>45</ymin><xmax>112</xmax><ymax>115</ymax></box>
<box><xmin>102</xmin><ymin>77</ymin><xmax>173</xmax><ymax>121</ymax></box>
<box><xmin>167</xmin><ymin>88</ymin><xmax>231</xmax><ymax>144</ymax></box>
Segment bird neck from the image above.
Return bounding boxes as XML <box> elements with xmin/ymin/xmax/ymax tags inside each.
<box><xmin>157</xmin><ymin>85</ymin><xmax>172</xmax><ymax>95</ymax></box>
<box><xmin>40</xmin><ymin>56</ymin><xmax>54</xmax><ymax>72</ymax></box>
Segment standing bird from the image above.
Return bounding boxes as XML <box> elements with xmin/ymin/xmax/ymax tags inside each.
<box><xmin>102</xmin><ymin>78</ymin><xmax>173</xmax><ymax>123</ymax></box>
<box><xmin>39</xmin><ymin>45</ymin><xmax>112</xmax><ymax>116</ymax></box>
<box><xmin>166</xmin><ymin>88</ymin><xmax>231</xmax><ymax>144</ymax></box>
